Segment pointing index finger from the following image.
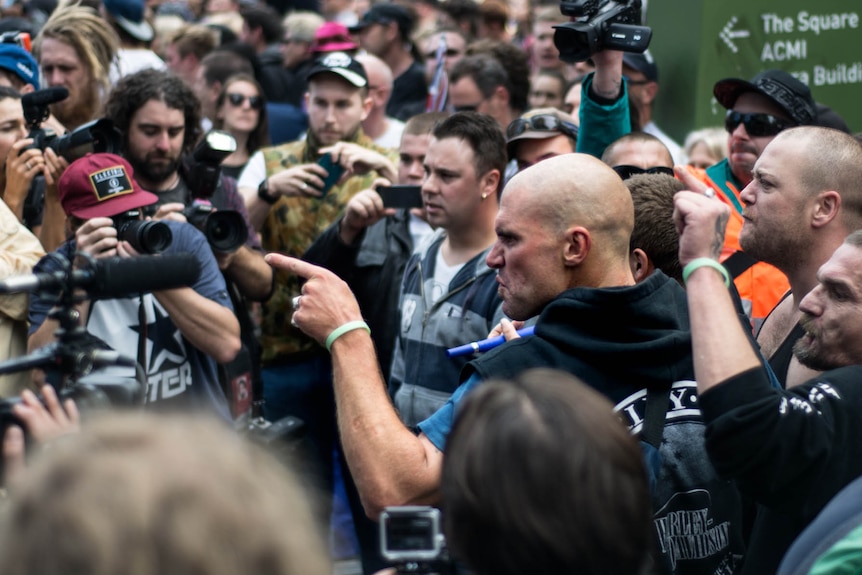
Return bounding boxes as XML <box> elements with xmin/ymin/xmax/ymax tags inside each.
<box><xmin>265</xmin><ymin>253</ymin><xmax>320</xmax><ymax>280</ymax></box>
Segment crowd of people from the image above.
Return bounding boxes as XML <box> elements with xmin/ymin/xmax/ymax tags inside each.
<box><xmin>0</xmin><ymin>0</ymin><xmax>860</xmax><ymax>574</ymax></box>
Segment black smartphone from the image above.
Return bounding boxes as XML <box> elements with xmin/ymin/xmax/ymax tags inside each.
<box><xmin>316</xmin><ymin>152</ymin><xmax>345</xmax><ymax>196</ymax></box>
<box><xmin>376</xmin><ymin>185</ymin><xmax>423</xmax><ymax>209</ymax></box>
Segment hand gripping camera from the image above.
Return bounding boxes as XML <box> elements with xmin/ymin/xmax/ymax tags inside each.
<box><xmin>553</xmin><ymin>0</ymin><xmax>652</xmax><ymax>63</ymax></box>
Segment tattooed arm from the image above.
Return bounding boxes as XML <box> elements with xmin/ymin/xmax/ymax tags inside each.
<box><xmin>673</xmin><ymin>168</ymin><xmax>762</xmax><ymax>393</ymax></box>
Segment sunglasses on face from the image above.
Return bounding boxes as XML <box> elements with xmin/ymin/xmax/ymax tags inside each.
<box><xmin>724</xmin><ymin>110</ymin><xmax>794</xmax><ymax>137</ymax></box>
<box><xmin>612</xmin><ymin>165</ymin><xmax>675</xmax><ymax>180</ymax></box>
<box><xmin>227</xmin><ymin>93</ymin><xmax>263</xmax><ymax>110</ymax></box>
<box><xmin>506</xmin><ymin>114</ymin><xmax>579</xmax><ymax>141</ymax></box>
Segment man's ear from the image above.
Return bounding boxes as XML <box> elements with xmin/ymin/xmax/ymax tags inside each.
<box><xmin>629</xmin><ymin>248</ymin><xmax>654</xmax><ymax>283</ymax></box>
<box><xmin>563</xmin><ymin>226</ymin><xmax>590</xmax><ymax>266</ymax></box>
<box><xmin>360</xmin><ymin>94</ymin><xmax>374</xmax><ymax>122</ymax></box>
<box><xmin>642</xmin><ymin>81</ymin><xmax>659</xmax><ymax>105</ymax></box>
<box><xmin>811</xmin><ymin>190</ymin><xmax>841</xmax><ymax>229</ymax></box>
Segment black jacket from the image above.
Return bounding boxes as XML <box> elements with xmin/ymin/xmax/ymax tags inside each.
<box><xmin>465</xmin><ymin>272</ymin><xmax>746</xmax><ymax>575</ymax></box>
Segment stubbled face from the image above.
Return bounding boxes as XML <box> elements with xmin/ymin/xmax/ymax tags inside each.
<box><xmin>795</xmin><ymin>243</ymin><xmax>862</xmax><ymax>370</ymax></box>
<box><xmin>39</xmin><ymin>37</ymin><xmax>96</xmax><ymax>128</ymax></box>
<box><xmin>738</xmin><ymin>136</ymin><xmax>810</xmax><ymax>270</ymax></box>
<box><xmin>727</xmin><ymin>92</ymin><xmax>792</xmax><ymax>187</ymax></box>
<box><xmin>486</xmin><ymin>184</ymin><xmax>568</xmax><ymax>320</ymax></box>
<box><xmin>421</xmin><ymin>136</ymin><xmax>488</xmax><ymax>232</ymax></box>
<box><xmin>398</xmin><ymin>132</ymin><xmax>431</xmax><ymax>185</ymax></box>
<box><xmin>125</xmin><ymin>99</ymin><xmax>185</xmax><ymax>188</ymax></box>
<box><xmin>306</xmin><ymin>75</ymin><xmax>369</xmax><ymax>146</ymax></box>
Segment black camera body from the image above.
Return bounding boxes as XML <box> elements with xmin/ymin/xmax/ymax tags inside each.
<box><xmin>554</xmin><ymin>0</ymin><xmax>651</xmax><ymax>63</ymax></box>
<box><xmin>112</xmin><ymin>209</ymin><xmax>173</xmax><ymax>254</ymax></box>
<box><xmin>182</xmin><ymin>200</ymin><xmax>248</xmax><ymax>254</ymax></box>
<box><xmin>22</xmin><ymin>88</ymin><xmax>122</xmax><ymax>163</ymax></box>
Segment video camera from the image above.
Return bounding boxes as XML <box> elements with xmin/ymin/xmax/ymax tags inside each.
<box><xmin>21</xmin><ymin>88</ymin><xmax>122</xmax><ymax>162</ymax></box>
<box><xmin>111</xmin><ymin>209</ymin><xmax>173</xmax><ymax>254</ymax></box>
<box><xmin>553</xmin><ymin>0</ymin><xmax>652</xmax><ymax>63</ymax></box>
<box><xmin>184</xmin><ymin>130</ymin><xmax>247</xmax><ymax>253</ymax></box>
<box><xmin>380</xmin><ymin>506</ymin><xmax>454</xmax><ymax>575</ymax></box>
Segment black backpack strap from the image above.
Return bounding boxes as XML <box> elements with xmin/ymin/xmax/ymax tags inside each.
<box><xmin>723</xmin><ymin>250</ymin><xmax>758</xmax><ymax>279</ymax></box>
<box><xmin>642</xmin><ymin>386</ymin><xmax>672</xmax><ymax>449</ymax></box>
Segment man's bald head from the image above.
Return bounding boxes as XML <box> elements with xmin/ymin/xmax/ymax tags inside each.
<box><xmin>506</xmin><ymin>153</ymin><xmax>634</xmax><ymax>260</ymax></box>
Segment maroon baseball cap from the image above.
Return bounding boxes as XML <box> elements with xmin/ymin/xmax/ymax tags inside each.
<box><xmin>59</xmin><ymin>153</ymin><xmax>158</xmax><ymax>219</ymax></box>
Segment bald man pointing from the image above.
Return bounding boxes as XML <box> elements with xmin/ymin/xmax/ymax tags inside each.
<box><xmin>267</xmin><ymin>154</ymin><xmax>743</xmax><ymax>573</ymax></box>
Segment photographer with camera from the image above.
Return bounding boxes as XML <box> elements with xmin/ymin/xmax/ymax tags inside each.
<box><xmin>27</xmin><ymin>153</ymin><xmax>240</xmax><ymax>420</ymax></box>
<box><xmin>102</xmin><ymin>69</ymin><xmax>272</xmax><ymax>422</ymax></box>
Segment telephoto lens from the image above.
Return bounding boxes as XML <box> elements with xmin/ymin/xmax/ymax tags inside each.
<box><xmin>114</xmin><ymin>217</ymin><xmax>172</xmax><ymax>254</ymax></box>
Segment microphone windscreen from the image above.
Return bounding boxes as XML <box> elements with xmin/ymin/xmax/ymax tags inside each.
<box><xmin>91</xmin><ymin>254</ymin><xmax>201</xmax><ymax>299</ymax></box>
<box><xmin>22</xmin><ymin>87</ymin><xmax>69</xmax><ymax>108</ymax></box>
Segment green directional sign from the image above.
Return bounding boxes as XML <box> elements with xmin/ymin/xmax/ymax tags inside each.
<box><xmin>693</xmin><ymin>2</ymin><xmax>861</xmax><ymax>132</ymax></box>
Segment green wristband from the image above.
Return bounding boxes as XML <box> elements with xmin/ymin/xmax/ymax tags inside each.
<box><xmin>682</xmin><ymin>258</ymin><xmax>730</xmax><ymax>287</ymax></box>
<box><xmin>325</xmin><ymin>320</ymin><xmax>370</xmax><ymax>352</ymax></box>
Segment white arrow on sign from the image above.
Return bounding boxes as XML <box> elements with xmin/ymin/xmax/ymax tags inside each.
<box><xmin>720</xmin><ymin>16</ymin><xmax>751</xmax><ymax>53</ymax></box>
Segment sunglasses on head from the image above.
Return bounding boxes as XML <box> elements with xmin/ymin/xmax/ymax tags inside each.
<box><xmin>724</xmin><ymin>110</ymin><xmax>794</xmax><ymax>137</ymax></box>
<box><xmin>612</xmin><ymin>165</ymin><xmax>675</xmax><ymax>180</ymax></box>
<box><xmin>227</xmin><ymin>93</ymin><xmax>263</xmax><ymax>110</ymax></box>
<box><xmin>506</xmin><ymin>114</ymin><xmax>579</xmax><ymax>141</ymax></box>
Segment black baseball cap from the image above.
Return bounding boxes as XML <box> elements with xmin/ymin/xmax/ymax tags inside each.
<box><xmin>306</xmin><ymin>51</ymin><xmax>368</xmax><ymax>88</ymax></box>
<box><xmin>349</xmin><ymin>3</ymin><xmax>415</xmax><ymax>39</ymax></box>
<box><xmin>713</xmin><ymin>69</ymin><xmax>817</xmax><ymax>126</ymax></box>
<box><xmin>622</xmin><ymin>51</ymin><xmax>658</xmax><ymax>82</ymax></box>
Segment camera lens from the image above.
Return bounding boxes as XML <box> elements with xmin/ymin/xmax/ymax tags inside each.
<box><xmin>118</xmin><ymin>220</ymin><xmax>172</xmax><ymax>254</ymax></box>
<box><xmin>204</xmin><ymin>211</ymin><xmax>248</xmax><ymax>253</ymax></box>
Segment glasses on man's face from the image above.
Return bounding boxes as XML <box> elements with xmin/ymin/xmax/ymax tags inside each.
<box><xmin>506</xmin><ymin>114</ymin><xmax>579</xmax><ymax>141</ymax></box>
<box><xmin>612</xmin><ymin>165</ymin><xmax>675</xmax><ymax>180</ymax></box>
<box><xmin>724</xmin><ymin>110</ymin><xmax>794</xmax><ymax>138</ymax></box>
<box><xmin>227</xmin><ymin>93</ymin><xmax>263</xmax><ymax>110</ymax></box>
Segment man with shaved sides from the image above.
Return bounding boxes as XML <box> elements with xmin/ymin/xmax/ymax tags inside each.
<box><xmin>268</xmin><ymin>153</ymin><xmax>744</xmax><ymax>574</ymax></box>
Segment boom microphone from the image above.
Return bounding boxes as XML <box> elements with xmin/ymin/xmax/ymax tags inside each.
<box><xmin>0</xmin><ymin>253</ymin><xmax>201</xmax><ymax>299</ymax></box>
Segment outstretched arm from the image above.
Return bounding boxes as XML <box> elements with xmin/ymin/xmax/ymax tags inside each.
<box><xmin>266</xmin><ymin>254</ymin><xmax>443</xmax><ymax>519</ymax></box>
<box><xmin>673</xmin><ymin>168</ymin><xmax>762</xmax><ymax>391</ymax></box>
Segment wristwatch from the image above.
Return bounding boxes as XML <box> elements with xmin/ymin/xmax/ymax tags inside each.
<box><xmin>257</xmin><ymin>178</ymin><xmax>279</xmax><ymax>204</ymax></box>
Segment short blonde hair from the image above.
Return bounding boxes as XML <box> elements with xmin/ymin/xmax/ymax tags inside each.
<box><xmin>0</xmin><ymin>413</ymin><xmax>331</xmax><ymax>575</ymax></box>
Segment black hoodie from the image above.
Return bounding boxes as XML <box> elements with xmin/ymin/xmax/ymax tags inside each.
<box><xmin>463</xmin><ymin>271</ymin><xmax>746</xmax><ymax>575</ymax></box>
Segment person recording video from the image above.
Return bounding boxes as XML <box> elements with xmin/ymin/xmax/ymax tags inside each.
<box><xmin>27</xmin><ymin>153</ymin><xmax>240</xmax><ymax>420</ymax></box>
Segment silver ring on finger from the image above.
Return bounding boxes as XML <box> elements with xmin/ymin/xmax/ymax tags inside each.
<box><xmin>25</xmin><ymin>162</ymin><xmax>31</xmax><ymax>170</ymax></box>
<box><xmin>292</xmin><ymin>295</ymin><xmax>301</xmax><ymax>309</ymax></box>
<box><xmin>301</xmin><ymin>181</ymin><xmax>308</xmax><ymax>191</ymax></box>
<box><xmin>703</xmin><ymin>188</ymin><xmax>716</xmax><ymax>199</ymax></box>
<box><xmin>290</xmin><ymin>314</ymin><xmax>298</xmax><ymax>328</ymax></box>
